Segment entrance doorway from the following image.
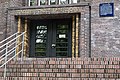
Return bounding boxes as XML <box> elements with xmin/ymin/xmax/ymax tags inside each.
<box><xmin>30</xmin><ymin>19</ymin><xmax>72</xmax><ymax>57</ymax></box>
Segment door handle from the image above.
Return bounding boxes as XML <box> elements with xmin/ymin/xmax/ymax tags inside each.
<box><xmin>52</xmin><ymin>44</ymin><xmax>56</xmax><ymax>48</ymax></box>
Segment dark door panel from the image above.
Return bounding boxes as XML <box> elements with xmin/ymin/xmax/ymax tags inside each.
<box><xmin>30</xmin><ymin>19</ymin><xmax>72</xmax><ymax>57</ymax></box>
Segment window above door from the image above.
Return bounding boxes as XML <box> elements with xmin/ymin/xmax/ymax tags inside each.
<box><xmin>28</xmin><ymin>0</ymin><xmax>82</xmax><ymax>6</ymax></box>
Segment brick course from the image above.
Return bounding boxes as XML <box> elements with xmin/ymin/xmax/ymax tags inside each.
<box><xmin>0</xmin><ymin>58</ymin><xmax>120</xmax><ymax>79</ymax></box>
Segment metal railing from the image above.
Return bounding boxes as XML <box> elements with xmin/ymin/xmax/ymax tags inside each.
<box><xmin>0</xmin><ymin>32</ymin><xmax>25</xmax><ymax>80</ymax></box>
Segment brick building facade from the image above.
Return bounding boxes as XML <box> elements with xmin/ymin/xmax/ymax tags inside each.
<box><xmin>0</xmin><ymin>0</ymin><xmax>120</xmax><ymax>57</ymax></box>
<box><xmin>0</xmin><ymin>0</ymin><xmax>120</xmax><ymax>79</ymax></box>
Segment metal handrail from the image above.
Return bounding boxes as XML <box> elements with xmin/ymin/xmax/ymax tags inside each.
<box><xmin>0</xmin><ymin>32</ymin><xmax>18</xmax><ymax>44</ymax></box>
<box><xmin>0</xmin><ymin>32</ymin><xmax>25</xmax><ymax>80</ymax></box>
<box><xmin>0</xmin><ymin>42</ymin><xmax>23</xmax><ymax>62</ymax></box>
<box><xmin>0</xmin><ymin>41</ymin><xmax>20</xmax><ymax>59</ymax></box>
<box><xmin>0</xmin><ymin>32</ymin><xmax>25</xmax><ymax>49</ymax></box>
<box><xmin>0</xmin><ymin>50</ymin><xmax>23</xmax><ymax>68</ymax></box>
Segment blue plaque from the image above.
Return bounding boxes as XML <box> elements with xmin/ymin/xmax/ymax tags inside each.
<box><xmin>99</xmin><ymin>3</ymin><xmax>114</xmax><ymax>17</ymax></box>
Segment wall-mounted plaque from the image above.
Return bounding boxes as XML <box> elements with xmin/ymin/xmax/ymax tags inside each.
<box><xmin>99</xmin><ymin>3</ymin><xmax>114</xmax><ymax>17</ymax></box>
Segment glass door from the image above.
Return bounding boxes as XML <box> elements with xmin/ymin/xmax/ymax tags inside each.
<box><xmin>51</xmin><ymin>22</ymin><xmax>72</xmax><ymax>57</ymax></box>
<box><xmin>30</xmin><ymin>20</ymin><xmax>49</xmax><ymax>57</ymax></box>
<box><xmin>30</xmin><ymin>19</ymin><xmax>72</xmax><ymax>57</ymax></box>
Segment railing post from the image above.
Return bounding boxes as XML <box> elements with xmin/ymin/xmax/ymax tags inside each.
<box><xmin>21</xmin><ymin>32</ymin><xmax>25</xmax><ymax>62</ymax></box>
<box><xmin>14</xmin><ymin>33</ymin><xmax>18</xmax><ymax>61</ymax></box>
<box><xmin>4</xmin><ymin>43</ymin><xmax>8</xmax><ymax>80</ymax></box>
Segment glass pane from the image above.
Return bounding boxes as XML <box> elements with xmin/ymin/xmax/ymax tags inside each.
<box><xmin>35</xmin><ymin>52</ymin><xmax>46</xmax><ymax>56</ymax></box>
<box><xmin>56</xmin><ymin>52</ymin><xmax>67</xmax><ymax>57</ymax></box>
<box><xmin>37</xmin><ymin>26</ymin><xmax>47</xmax><ymax>29</ymax></box>
<box><xmin>57</xmin><ymin>30</ymin><xmax>68</xmax><ymax>34</ymax></box>
<box><xmin>36</xmin><ymin>44</ymin><xmax>46</xmax><ymax>48</ymax></box>
<box><xmin>36</xmin><ymin>30</ymin><xmax>47</xmax><ymax>34</ymax></box>
<box><xmin>60</xmin><ymin>0</ymin><xmax>68</xmax><ymax>4</ymax></box>
<box><xmin>50</xmin><ymin>0</ymin><xmax>56</xmax><ymax>5</ymax></box>
<box><xmin>56</xmin><ymin>43</ymin><xmax>68</xmax><ymax>47</ymax></box>
<box><xmin>56</xmin><ymin>48</ymin><xmax>67</xmax><ymax>51</ymax></box>
<box><xmin>57</xmin><ymin>25</ymin><xmax>68</xmax><ymax>29</ymax></box>
<box><xmin>36</xmin><ymin>35</ymin><xmax>47</xmax><ymax>38</ymax></box>
<box><xmin>36</xmin><ymin>48</ymin><xmax>46</xmax><ymax>52</ymax></box>
<box><xmin>36</xmin><ymin>39</ymin><xmax>47</xmax><ymax>43</ymax></box>
<box><xmin>30</xmin><ymin>2</ymin><xmax>33</xmax><ymax>6</ymax></box>
<box><xmin>40</xmin><ymin>0</ymin><xmax>46</xmax><ymax>5</ymax></box>
<box><xmin>30</xmin><ymin>0</ymin><xmax>35</xmax><ymax>6</ymax></box>
<box><xmin>71</xmin><ymin>0</ymin><xmax>80</xmax><ymax>3</ymax></box>
<box><xmin>57</xmin><ymin>38</ymin><xmax>68</xmax><ymax>42</ymax></box>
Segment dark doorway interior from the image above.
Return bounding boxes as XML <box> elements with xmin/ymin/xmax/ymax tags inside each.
<box><xmin>30</xmin><ymin>19</ymin><xmax>72</xmax><ymax>57</ymax></box>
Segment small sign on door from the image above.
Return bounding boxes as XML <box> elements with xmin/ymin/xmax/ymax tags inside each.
<box><xmin>59</xmin><ymin>34</ymin><xmax>66</xmax><ymax>38</ymax></box>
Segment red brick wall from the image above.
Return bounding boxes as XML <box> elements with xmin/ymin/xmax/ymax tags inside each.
<box><xmin>0</xmin><ymin>58</ymin><xmax>119</xmax><ymax>80</ymax></box>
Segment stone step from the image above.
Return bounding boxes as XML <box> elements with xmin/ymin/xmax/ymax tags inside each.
<box><xmin>7</xmin><ymin>58</ymin><xmax>120</xmax><ymax>65</ymax></box>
